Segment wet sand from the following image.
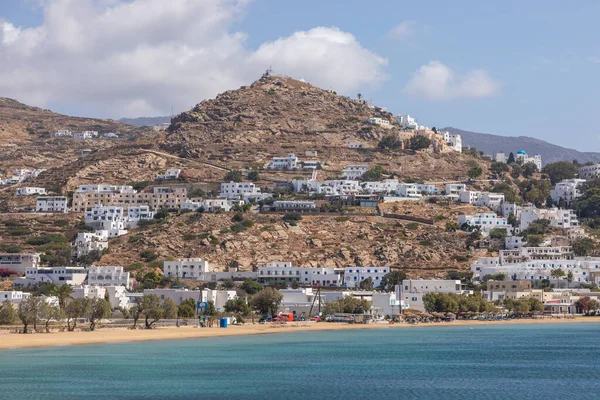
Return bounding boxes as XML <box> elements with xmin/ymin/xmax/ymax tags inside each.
<box><xmin>1</xmin><ymin>316</ymin><xmax>599</xmax><ymax>350</ymax></box>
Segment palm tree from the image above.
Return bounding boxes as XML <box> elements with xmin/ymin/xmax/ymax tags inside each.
<box><xmin>51</xmin><ymin>284</ymin><xmax>74</xmax><ymax>311</ymax></box>
<box><xmin>567</xmin><ymin>271</ymin><xmax>574</xmax><ymax>288</ymax></box>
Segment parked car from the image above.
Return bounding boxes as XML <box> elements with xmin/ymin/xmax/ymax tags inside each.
<box><xmin>258</xmin><ymin>315</ymin><xmax>272</xmax><ymax>324</ymax></box>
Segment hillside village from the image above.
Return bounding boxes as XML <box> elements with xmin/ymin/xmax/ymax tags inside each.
<box><xmin>1</xmin><ymin>74</ymin><xmax>600</xmax><ymax>332</ymax></box>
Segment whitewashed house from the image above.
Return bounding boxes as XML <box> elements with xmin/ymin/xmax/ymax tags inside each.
<box><xmin>0</xmin><ymin>253</ymin><xmax>41</xmax><ymax>274</ymax></box>
<box><xmin>272</xmin><ymin>200</ymin><xmax>317</xmax><ymax>211</ymax></box>
<box><xmin>87</xmin><ymin>266</ymin><xmax>131</xmax><ymax>288</ymax></box>
<box><xmin>126</xmin><ymin>205</ymin><xmax>156</xmax><ymax>228</ymax></box>
<box><xmin>396</xmin><ymin>280</ymin><xmax>466</xmax><ymax>311</ymax></box>
<box><xmin>163</xmin><ymin>258</ymin><xmax>211</xmax><ymax>280</ymax></box>
<box><xmin>16</xmin><ymin>187</ymin><xmax>47</xmax><ymax>196</ymax></box>
<box><xmin>343</xmin><ymin>266</ymin><xmax>389</xmax><ymax>288</ymax></box>
<box><xmin>0</xmin><ymin>291</ymin><xmax>29</xmax><ymax>304</ymax></box>
<box><xmin>579</xmin><ymin>164</ymin><xmax>600</xmax><ymax>180</ymax></box>
<box><xmin>267</xmin><ymin>154</ymin><xmax>298</xmax><ymax>169</ymax></box>
<box><xmin>397</xmin><ymin>183</ymin><xmax>440</xmax><ymax>198</ymax></box>
<box><xmin>36</xmin><ymin>196</ymin><xmax>68</xmax><ymax>213</ymax></box>
<box><xmin>84</xmin><ymin>205</ymin><xmax>128</xmax><ymax>237</ymax></box>
<box><xmin>445</xmin><ymin>183</ymin><xmax>467</xmax><ymax>197</ymax></box>
<box><xmin>71</xmin><ymin>285</ymin><xmax>106</xmax><ymax>300</ymax></box>
<box><xmin>443</xmin><ymin>132</ymin><xmax>462</xmax><ymax>152</ymax></box>
<box><xmin>258</xmin><ymin>261</ymin><xmax>343</xmax><ymax>286</ymax></box>
<box><xmin>15</xmin><ymin>266</ymin><xmax>88</xmax><ymax>287</ymax></box>
<box><xmin>341</xmin><ymin>165</ymin><xmax>369</xmax><ymax>180</ymax></box>
<box><xmin>366</xmin><ymin>117</ymin><xmax>391</xmax><ymax>126</ymax></box>
<box><xmin>219</xmin><ymin>181</ymin><xmax>260</xmax><ymax>199</ymax></box>
<box><xmin>515</xmin><ymin>150</ymin><xmax>542</xmax><ymax>170</ymax></box>
<box><xmin>550</xmin><ymin>179</ymin><xmax>586</xmax><ymax>205</ymax></box>
<box><xmin>156</xmin><ymin>169</ymin><xmax>182</xmax><ymax>180</ymax></box>
<box><xmin>458</xmin><ymin>213</ymin><xmax>510</xmax><ymax>235</ymax></box>
<box><xmin>54</xmin><ymin>129</ymin><xmax>72</xmax><ymax>137</ymax></box>
<box><xmin>73</xmin><ymin>231</ymin><xmax>109</xmax><ymax>258</ymax></box>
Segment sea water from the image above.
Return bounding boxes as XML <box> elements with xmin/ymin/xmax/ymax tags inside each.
<box><xmin>1</xmin><ymin>323</ymin><xmax>599</xmax><ymax>399</ymax></box>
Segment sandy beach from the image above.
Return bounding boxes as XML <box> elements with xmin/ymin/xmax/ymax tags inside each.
<box><xmin>1</xmin><ymin>317</ymin><xmax>599</xmax><ymax>350</ymax></box>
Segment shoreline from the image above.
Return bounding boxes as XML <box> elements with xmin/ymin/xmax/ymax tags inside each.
<box><xmin>1</xmin><ymin>317</ymin><xmax>599</xmax><ymax>350</ymax></box>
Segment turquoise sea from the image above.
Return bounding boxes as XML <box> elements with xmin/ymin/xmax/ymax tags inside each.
<box><xmin>1</xmin><ymin>323</ymin><xmax>600</xmax><ymax>399</ymax></box>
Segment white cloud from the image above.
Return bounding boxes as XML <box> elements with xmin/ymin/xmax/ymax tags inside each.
<box><xmin>0</xmin><ymin>0</ymin><xmax>387</xmax><ymax>117</ymax></box>
<box><xmin>403</xmin><ymin>60</ymin><xmax>500</xmax><ymax>100</ymax></box>
<box><xmin>387</xmin><ymin>21</ymin><xmax>415</xmax><ymax>41</ymax></box>
<box><xmin>589</xmin><ymin>56</ymin><xmax>600</xmax><ymax>64</ymax></box>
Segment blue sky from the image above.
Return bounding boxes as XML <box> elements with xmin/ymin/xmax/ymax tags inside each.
<box><xmin>1</xmin><ymin>0</ymin><xmax>599</xmax><ymax>152</ymax></box>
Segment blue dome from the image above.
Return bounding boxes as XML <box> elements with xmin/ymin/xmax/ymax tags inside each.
<box><xmin>516</xmin><ymin>150</ymin><xmax>526</xmax><ymax>155</ymax></box>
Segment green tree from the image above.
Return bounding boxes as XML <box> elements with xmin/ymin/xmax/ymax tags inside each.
<box><xmin>572</xmin><ymin>237</ymin><xmax>596</xmax><ymax>257</ymax></box>
<box><xmin>50</xmin><ymin>284</ymin><xmax>73</xmax><ymax>312</ymax></box>
<box><xmin>490</xmin><ymin>162</ymin><xmax>510</xmax><ymax>177</ymax></box>
<box><xmin>405</xmin><ymin>135</ymin><xmax>432</xmax><ymax>151</ymax></box>
<box><xmin>247</xmin><ymin>171</ymin><xmax>261</xmax><ymax>181</ymax></box>
<box><xmin>0</xmin><ymin>300</ymin><xmax>15</xmax><ymax>325</ymax></box>
<box><xmin>489</xmin><ymin>228</ymin><xmax>508</xmax><ymax>240</ymax></box>
<box><xmin>323</xmin><ymin>296</ymin><xmax>371</xmax><ymax>314</ymax></box>
<box><xmin>362</xmin><ymin>165</ymin><xmax>385</xmax><ymax>181</ymax></box>
<box><xmin>542</xmin><ymin>162</ymin><xmax>578</xmax><ymax>185</ymax></box>
<box><xmin>39</xmin><ymin>302</ymin><xmax>62</xmax><ymax>333</ymax></box>
<box><xmin>130</xmin><ymin>304</ymin><xmax>142</xmax><ymax>329</ymax></box>
<box><xmin>522</xmin><ymin>162</ymin><xmax>538</xmax><ymax>178</ymax></box>
<box><xmin>241</xmin><ymin>279</ymin><xmax>263</xmax><ymax>295</ymax></box>
<box><xmin>566</xmin><ymin>270</ymin><xmax>574</xmax><ymax>288</ymax></box>
<box><xmin>380</xmin><ymin>270</ymin><xmax>407</xmax><ymax>292</ymax></box>
<box><xmin>202</xmin><ymin>300</ymin><xmax>217</xmax><ymax>316</ymax></box>
<box><xmin>138</xmin><ymin>294</ymin><xmax>165</xmax><ymax>329</ymax></box>
<box><xmin>224</xmin><ymin>170</ymin><xmax>243</xmax><ymax>182</ymax></box>
<box><xmin>467</xmin><ymin>166</ymin><xmax>483</xmax><ymax>179</ymax></box>
<box><xmin>224</xmin><ymin>298</ymin><xmax>251</xmax><ymax>316</ymax></box>
<box><xmin>65</xmin><ymin>298</ymin><xmax>90</xmax><ymax>331</ymax></box>
<box><xmin>162</xmin><ymin>298</ymin><xmax>178</xmax><ymax>319</ymax></box>
<box><xmin>18</xmin><ymin>296</ymin><xmax>40</xmax><ymax>334</ymax></box>
<box><xmin>510</xmin><ymin>164</ymin><xmax>522</xmax><ymax>179</ymax></box>
<box><xmin>178</xmin><ymin>304</ymin><xmax>195</xmax><ymax>318</ymax></box>
<box><xmin>358</xmin><ymin>277</ymin><xmax>374</xmax><ymax>290</ymax></box>
<box><xmin>250</xmin><ymin>287</ymin><xmax>283</xmax><ymax>315</ymax></box>
<box><xmin>378</xmin><ymin>135</ymin><xmax>402</xmax><ymax>150</ymax></box>
<box><xmin>526</xmin><ymin>234</ymin><xmax>544</xmax><ymax>247</ymax></box>
<box><xmin>507</xmin><ymin>152</ymin><xmax>515</xmax><ymax>164</ymax></box>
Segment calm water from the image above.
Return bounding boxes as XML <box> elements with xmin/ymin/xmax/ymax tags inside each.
<box><xmin>1</xmin><ymin>323</ymin><xmax>600</xmax><ymax>399</ymax></box>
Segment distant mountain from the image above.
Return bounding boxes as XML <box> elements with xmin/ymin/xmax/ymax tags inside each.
<box><xmin>118</xmin><ymin>116</ymin><xmax>171</xmax><ymax>127</ymax></box>
<box><xmin>444</xmin><ymin>127</ymin><xmax>600</xmax><ymax>166</ymax></box>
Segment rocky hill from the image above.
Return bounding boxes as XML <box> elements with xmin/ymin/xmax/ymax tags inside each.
<box><xmin>162</xmin><ymin>75</ymin><xmax>490</xmax><ymax>181</ymax></box>
<box><xmin>445</xmin><ymin>127</ymin><xmax>600</xmax><ymax>166</ymax></box>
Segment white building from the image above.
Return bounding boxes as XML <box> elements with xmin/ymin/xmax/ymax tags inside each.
<box><xmin>71</xmin><ymin>285</ymin><xmax>106</xmax><ymax>300</ymax></box>
<box><xmin>15</xmin><ymin>266</ymin><xmax>88</xmax><ymax>287</ymax></box>
<box><xmin>458</xmin><ymin>190</ymin><xmax>505</xmax><ymax>210</ymax></box>
<box><xmin>0</xmin><ymin>291</ymin><xmax>29</xmax><ymax>304</ymax></box>
<box><xmin>0</xmin><ymin>253</ymin><xmax>41</xmax><ymax>274</ymax></box>
<box><xmin>36</xmin><ymin>196</ymin><xmax>68</xmax><ymax>213</ymax></box>
<box><xmin>505</xmin><ymin>235</ymin><xmax>525</xmax><ymax>250</ymax></box>
<box><xmin>395</xmin><ymin>280</ymin><xmax>466</xmax><ymax>312</ymax></box>
<box><xmin>458</xmin><ymin>213</ymin><xmax>510</xmax><ymax>235</ymax></box>
<box><xmin>361</xmin><ymin>179</ymin><xmax>399</xmax><ymax>194</ymax></box>
<box><xmin>366</xmin><ymin>117</ymin><xmax>391</xmax><ymax>126</ymax></box>
<box><xmin>73</xmin><ymin>131</ymin><xmax>95</xmax><ymax>139</ymax></box>
<box><xmin>515</xmin><ymin>150</ymin><xmax>542</xmax><ymax>170</ymax></box>
<box><xmin>443</xmin><ymin>132</ymin><xmax>462</xmax><ymax>152</ymax></box>
<box><xmin>279</xmin><ymin>288</ymin><xmax>326</xmax><ymax>316</ymax></box>
<box><xmin>395</xmin><ymin>114</ymin><xmax>425</xmax><ymax>130</ymax></box>
<box><xmin>343</xmin><ymin>266</ymin><xmax>389</xmax><ymax>288</ymax></box>
<box><xmin>181</xmin><ymin>198</ymin><xmax>242</xmax><ymax>212</ymax></box>
<box><xmin>495</xmin><ymin>152</ymin><xmax>507</xmax><ymax>163</ymax></box>
<box><xmin>144</xmin><ymin>288</ymin><xmax>237</xmax><ymax>311</ymax></box>
<box><xmin>519</xmin><ymin>206</ymin><xmax>580</xmax><ymax>231</ymax></box>
<box><xmin>76</xmin><ymin>184</ymin><xmax>135</xmax><ymax>194</ymax></box>
<box><xmin>445</xmin><ymin>183</ymin><xmax>467</xmax><ymax>197</ymax></box>
<box><xmin>258</xmin><ymin>262</ymin><xmax>343</xmax><ymax>287</ymax></box>
<box><xmin>348</xmin><ymin>142</ymin><xmax>366</xmax><ymax>149</ymax></box>
<box><xmin>73</xmin><ymin>231</ymin><xmax>109</xmax><ymax>258</ymax></box>
<box><xmin>219</xmin><ymin>181</ymin><xmax>260</xmax><ymax>199</ymax></box>
<box><xmin>472</xmin><ymin>257</ymin><xmax>600</xmax><ymax>287</ymax></box>
<box><xmin>87</xmin><ymin>266</ymin><xmax>131</xmax><ymax>288</ymax></box>
<box><xmin>55</xmin><ymin>129</ymin><xmax>72</xmax><ymax>137</ymax></box>
<box><xmin>126</xmin><ymin>205</ymin><xmax>156</xmax><ymax>228</ymax></box>
<box><xmin>499</xmin><ymin>246</ymin><xmax>573</xmax><ymax>264</ymax></box>
<box><xmin>267</xmin><ymin>154</ymin><xmax>298</xmax><ymax>169</ymax></box>
<box><xmin>156</xmin><ymin>169</ymin><xmax>181</xmax><ymax>180</ymax></box>
<box><xmin>16</xmin><ymin>187</ymin><xmax>46</xmax><ymax>196</ymax></box>
<box><xmin>371</xmin><ymin>292</ymin><xmax>403</xmax><ymax>316</ymax></box>
<box><xmin>579</xmin><ymin>164</ymin><xmax>600</xmax><ymax>180</ymax></box>
<box><xmin>397</xmin><ymin>183</ymin><xmax>440</xmax><ymax>198</ymax></box>
<box><xmin>163</xmin><ymin>258</ymin><xmax>210</xmax><ymax>280</ymax></box>
<box><xmin>106</xmin><ymin>286</ymin><xmax>139</xmax><ymax>310</ymax></box>
<box><xmin>84</xmin><ymin>205</ymin><xmax>128</xmax><ymax>237</ymax></box>
<box><xmin>103</xmin><ymin>132</ymin><xmax>119</xmax><ymax>138</ymax></box>
<box><xmin>272</xmin><ymin>200</ymin><xmax>317</xmax><ymax>211</ymax></box>
<box><xmin>340</xmin><ymin>165</ymin><xmax>369</xmax><ymax>180</ymax></box>
<box><xmin>550</xmin><ymin>179</ymin><xmax>586</xmax><ymax>205</ymax></box>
